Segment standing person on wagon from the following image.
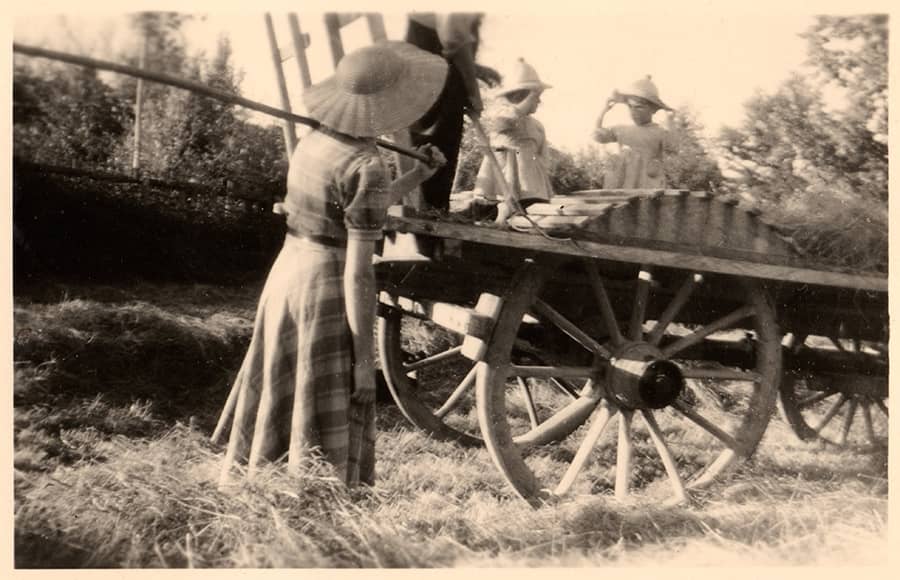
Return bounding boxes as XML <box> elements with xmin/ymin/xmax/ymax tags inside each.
<box><xmin>593</xmin><ymin>75</ymin><xmax>674</xmax><ymax>189</ymax></box>
<box><xmin>471</xmin><ymin>57</ymin><xmax>554</xmax><ymax>223</ymax></box>
<box><xmin>218</xmin><ymin>42</ymin><xmax>447</xmax><ymax>487</ymax></box>
<box><xmin>405</xmin><ymin>12</ymin><xmax>501</xmax><ymax>212</ymax></box>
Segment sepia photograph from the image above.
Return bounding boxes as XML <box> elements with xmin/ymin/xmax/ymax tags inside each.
<box><xmin>8</xmin><ymin>0</ymin><xmax>891</xmax><ymax>570</ymax></box>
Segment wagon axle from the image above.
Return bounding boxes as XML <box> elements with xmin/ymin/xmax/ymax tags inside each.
<box><xmin>606</xmin><ymin>343</ymin><xmax>685</xmax><ymax>410</ymax></box>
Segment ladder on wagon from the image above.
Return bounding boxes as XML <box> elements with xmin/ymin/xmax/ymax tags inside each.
<box><xmin>263</xmin><ymin>12</ymin><xmax>423</xmax><ymax>208</ymax></box>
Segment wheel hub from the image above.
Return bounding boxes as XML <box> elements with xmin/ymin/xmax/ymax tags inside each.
<box><xmin>606</xmin><ymin>343</ymin><xmax>685</xmax><ymax>409</ymax></box>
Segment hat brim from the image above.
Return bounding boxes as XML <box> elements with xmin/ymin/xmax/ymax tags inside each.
<box><xmin>302</xmin><ymin>41</ymin><xmax>448</xmax><ymax>138</ymax></box>
<box><xmin>496</xmin><ymin>81</ymin><xmax>552</xmax><ymax>97</ymax></box>
<box><xmin>621</xmin><ymin>92</ymin><xmax>673</xmax><ymax>111</ymax></box>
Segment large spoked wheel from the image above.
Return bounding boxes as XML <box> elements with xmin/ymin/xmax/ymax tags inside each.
<box><xmin>378</xmin><ymin>294</ymin><xmax>589</xmax><ymax>447</ymax></box>
<box><xmin>779</xmin><ymin>336</ymin><xmax>888</xmax><ymax>450</ymax></box>
<box><xmin>477</xmin><ymin>259</ymin><xmax>781</xmax><ymax>506</ymax></box>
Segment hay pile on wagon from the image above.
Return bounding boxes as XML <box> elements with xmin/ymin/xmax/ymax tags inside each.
<box><xmin>757</xmin><ymin>193</ymin><xmax>888</xmax><ymax>275</ymax></box>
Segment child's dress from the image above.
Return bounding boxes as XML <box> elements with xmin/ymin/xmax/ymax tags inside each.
<box><xmin>474</xmin><ymin>114</ymin><xmax>554</xmax><ymax>204</ymax></box>
<box><xmin>603</xmin><ymin>123</ymin><xmax>668</xmax><ymax>189</ymax></box>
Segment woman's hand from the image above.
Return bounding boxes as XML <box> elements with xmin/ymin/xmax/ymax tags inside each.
<box><xmin>351</xmin><ymin>363</ymin><xmax>376</xmax><ymax>404</ymax></box>
<box><xmin>415</xmin><ymin>145</ymin><xmax>447</xmax><ymax>179</ymax></box>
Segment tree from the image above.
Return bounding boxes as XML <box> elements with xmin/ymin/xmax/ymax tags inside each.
<box><xmin>13</xmin><ymin>63</ymin><xmax>129</xmax><ymax>168</ymax></box>
<box><xmin>662</xmin><ymin>107</ymin><xmax>723</xmax><ymax>191</ymax></box>
<box><xmin>718</xmin><ymin>15</ymin><xmax>887</xmax><ymax>204</ymax></box>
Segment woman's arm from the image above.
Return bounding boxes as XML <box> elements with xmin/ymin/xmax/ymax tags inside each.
<box><xmin>344</xmin><ymin>237</ymin><xmax>377</xmax><ymax>404</ymax></box>
<box><xmin>387</xmin><ymin>146</ymin><xmax>446</xmax><ymax>205</ymax></box>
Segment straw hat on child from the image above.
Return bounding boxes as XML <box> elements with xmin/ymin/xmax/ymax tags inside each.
<box><xmin>496</xmin><ymin>58</ymin><xmax>552</xmax><ymax>96</ymax></box>
<box><xmin>302</xmin><ymin>41</ymin><xmax>448</xmax><ymax>138</ymax></box>
<box><xmin>620</xmin><ymin>75</ymin><xmax>672</xmax><ymax>111</ymax></box>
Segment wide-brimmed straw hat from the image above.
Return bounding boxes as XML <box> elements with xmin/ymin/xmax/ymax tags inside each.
<box><xmin>303</xmin><ymin>41</ymin><xmax>448</xmax><ymax>137</ymax></box>
<box><xmin>620</xmin><ymin>75</ymin><xmax>672</xmax><ymax>111</ymax></box>
<box><xmin>496</xmin><ymin>58</ymin><xmax>552</xmax><ymax>97</ymax></box>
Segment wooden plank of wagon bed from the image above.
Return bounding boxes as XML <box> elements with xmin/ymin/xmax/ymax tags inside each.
<box><xmin>383</xmin><ymin>213</ymin><xmax>887</xmax><ymax>292</ymax></box>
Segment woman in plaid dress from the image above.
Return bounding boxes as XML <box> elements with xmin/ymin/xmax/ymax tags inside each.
<box><xmin>217</xmin><ymin>42</ymin><xmax>447</xmax><ymax>487</ymax></box>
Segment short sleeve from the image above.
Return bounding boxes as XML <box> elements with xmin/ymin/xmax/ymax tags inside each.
<box><xmin>434</xmin><ymin>14</ymin><xmax>478</xmax><ymax>57</ymax></box>
<box><xmin>341</xmin><ymin>154</ymin><xmax>390</xmax><ymax>241</ymax></box>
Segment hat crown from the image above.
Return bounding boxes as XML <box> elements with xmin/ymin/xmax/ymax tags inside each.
<box><xmin>625</xmin><ymin>76</ymin><xmax>661</xmax><ymax>101</ymax></box>
<box><xmin>508</xmin><ymin>58</ymin><xmax>544</xmax><ymax>87</ymax></box>
<box><xmin>335</xmin><ymin>45</ymin><xmax>405</xmax><ymax>95</ymax></box>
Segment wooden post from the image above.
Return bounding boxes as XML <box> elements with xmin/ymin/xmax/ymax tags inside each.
<box><xmin>323</xmin><ymin>13</ymin><xmax>345</xmax><ymax>68</ymax></box>
<box><xmin>264</xmin><ymin>13</ymin><xmax>297</xmax><ymax>158</ymax></box>
<box><xmin>366</xmin><ymin>13</ymin><xmax>388</xmax><ymax>41</ymax></box>
<box><xmin>287</xmin><ymin>14</ymin><xmax>313</xmax><ymax>88</ymax></box>
<box><xmin>131</xmin><ymin>32</ymin><xmax>147</xmax><ymax>176</ymax></box>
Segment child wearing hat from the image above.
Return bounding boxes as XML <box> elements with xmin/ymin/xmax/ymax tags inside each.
<box><xmin>469</xmin><ymin>58</ymin><xmax>554</xmax><ymax>222</ymax></box>
<box><xmin>593</xmin><ymin>76</ymin><xmax>673</xmax><ymax>189</ymax></box>
<box><xmin>217</xmin><ymin>42</ymin><xmax>447</xmax><ymax>489</ymax></box>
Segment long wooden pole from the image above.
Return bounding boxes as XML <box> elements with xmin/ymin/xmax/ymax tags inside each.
<box><xmin>264</xmin><ymin>13</ymin><xmax>298</xmax><ymax>157</ymax></box>
<box><xmin>13</xmin><ymin>42</ymin><xmax>433</xmax><ymax>165</ymax></box>
<box><xmin>131</xmin><ymin>33</ymin><xmax>147</xmax><ymax>176</ymax></box>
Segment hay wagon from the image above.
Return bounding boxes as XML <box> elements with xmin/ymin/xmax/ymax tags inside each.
<box><xmin>375</xmin><ymin>189</ymin><xmax>888</xmax><ymax>505</ymax></box>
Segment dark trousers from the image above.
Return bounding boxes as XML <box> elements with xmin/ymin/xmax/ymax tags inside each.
<box><xmin>406</xmin><ymin>20</ymin><xmax>469</xmax><ymax>212</ymax></box>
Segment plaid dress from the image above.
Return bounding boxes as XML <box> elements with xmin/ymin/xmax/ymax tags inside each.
<box><xmin>219</xmin><ymin>130</ymin><xmax>390</xmax><ymax>487</ymax></box>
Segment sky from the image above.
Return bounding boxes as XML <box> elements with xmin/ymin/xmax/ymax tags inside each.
<box><xmin>8</xmin><ymin>2</ymin><xmax>878</xmax><ymax>152</ymax></box>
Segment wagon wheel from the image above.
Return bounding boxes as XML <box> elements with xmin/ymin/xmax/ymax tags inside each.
<box><xmin>778</xmin><ymin>335</ymin><xmax>888</xmax><ymax>450</ymax></box>
<box><xmin>476</xmin><ymin>259</ymin><xmax>781</xmax><ymax>506</ymax></box>
<box><xmin>378</xmin><ymin>294</ymin><xmax>588</xmax><ymax>447</ymax></box>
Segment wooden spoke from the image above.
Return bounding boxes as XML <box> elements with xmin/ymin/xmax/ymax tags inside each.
<box><xmin>509</xmin><ymin>365</ymin><xmax>594</xmax><ymax>379</ymax></box>
<box><xmin>813</xmin><ymin>394</ymin><xmax>847</xmax><ymax>434</ymax></box>
<box><xmin>874</xmin><ymin>399</ymin><xmax>889</xmax><ymax>418</ymax></box>
<box><xmin>517</xmin><ymin>376</ymin><xmax>540</xmax><ymax>429</ymax></box>
<box><xmin>681</xmin><ymin>367</ymin><xmax>761</xmax><ymax>382</ymax></box>
<box><xmin>615</xmin><ymin>410</ymin><xmax>634</xmax><ymax>500</ymax></box>
<box><xmin>838</xmin><ymin>399</ymin><xmax>858</xmax><ymax>446</ymax></box>
<box><xmin>790</xmin><ymin>334</ymin><xmax>809</xmax><ymax>354</ymax></box>
<box><xmin>403</xmin><ymin>345</ymin><xmax>463</xmax><ymax>372</ymax></box>
<box><xmin>828</xmin><ymin>337</ymin><xmax>848</xmax><ymax>353</ymax></box>
<box><xmin>512</xmin><ymin>390</ymin><xmax>601</xmax><ymax>447</ymax></box>
<box><xmin>861</xmin><ymin>401</ymin><xmax>877</xmax><ymax>447</ymax></box>
<box><xmin>550</xmin><ymin>377</ymin><xmax>581</xmax><ymax>399</ymax></box>
<box><xmin>629</xmin><ymin>270</ymin><xmax>652</xmax><ymax>341</ymax></box>
<box><xmin>661</xmin><ymin>305</ymin><xmax>756</xmax><ymax>359</ymax></box>
<box><xmin>647</xmin><ymin>273</ymin><xmax>703</xmax><ymax>346</ymax></box>
<box><xmin>434</xmin><ymin>365</ymin><xmax>477</xmax><ymax>419</ymax></box>
<box><xmin>532</xmin><ymin>299</ymin><xmax>609</xmax><ymax>357</ymax></box>
<box><xmin>641</xmin><ymin>410</ymin><xmax>688</xmax><ymax>503</ymax></box>
<box><xmin>798</xmin><ymin>389</ymin><xmax>838</xmax><ymax>409</ymax></box>
<box><xmin>554</xmin><ymin>401</ymin><xmax>618</xmax><ymax>496</ymax></box>
<box><xmin>584</xmin><ymin>261</ymin><xmax>624</xmax><ymax>347</ymax></box>
<box><xmin>671</xmin><ymin>401</ymin><xmax>740</xmax><ymax>451</ymax></box>
<box><xmin>512</xmin><ymin>342</ymin><xmax>582</xmax><ymax>399</ymax></box>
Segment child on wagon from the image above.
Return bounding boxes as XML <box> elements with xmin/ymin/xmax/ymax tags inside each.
<box><xmin>593</xmin><ymin>75</ymin><xmax>673</xmax><ymax>189</ymax></box>
<box><xmin>464</xmin><ymin>58</ymin><xmax>554</xmax><ymax>222</ymax></box>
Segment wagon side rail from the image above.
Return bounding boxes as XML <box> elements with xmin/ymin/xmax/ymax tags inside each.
<box><xmin>384</xmin><ymin>190</ymin><xmax>887</xmax><ymax>293</ymax></box>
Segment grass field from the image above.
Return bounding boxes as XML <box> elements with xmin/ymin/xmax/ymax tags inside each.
<box><xmin>12</xmin><ymin>280</ymin><xmax>889</xmax><ymax>568</ymax></box>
